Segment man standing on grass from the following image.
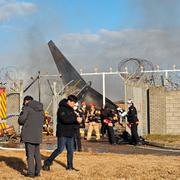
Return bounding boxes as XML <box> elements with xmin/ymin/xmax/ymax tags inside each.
<box><xmin>43</xmin><ymin>95</ymin><xmax>82</xmax><ymax>171</ymax></box>
<box><xmin>18</xmin><ymin>95</ymin><xmax>44</xmax><ymax>177</ymax></box>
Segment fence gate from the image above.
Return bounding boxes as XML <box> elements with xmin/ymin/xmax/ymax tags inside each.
<box><xmin>6</xmin><ymin>92</ymin><xmax>21</xmax><ymax>134</ymax></box>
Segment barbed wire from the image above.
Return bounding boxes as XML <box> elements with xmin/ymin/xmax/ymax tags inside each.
<box><xmin>118</xmin><ymin>58</ymin><xmax>180</xmax><ymax>90</ymax></box>
<box><xmin>0</xmin><ymin>66</ymin><xmax>21</xmax><ymax>92</ymax></box>
<box><xmin>118</xmin><ymin>58</ymin><xmax>154</xmax><ymax>82</ymax></box>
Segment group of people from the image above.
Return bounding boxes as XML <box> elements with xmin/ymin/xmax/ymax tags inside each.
<box><xmin>73</xmin><ymin>100</ymin><xmax>140</xmax><ymax>148</ymax></box>
<box><xmin>73</xmin><ymin>103</ymin><xmax>118</xmax><ymax>146</ymax></box>
<box><xmin>18</xmin><ymin>94</ymin><xmax>140</xmax><ymax>177</ymax></box>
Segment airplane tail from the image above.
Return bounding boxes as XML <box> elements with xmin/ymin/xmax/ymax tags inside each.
<box><xmin>48</xmin><ymin>40</ymin><xmax>86</xmax><ymax>93</ymax></box>
<box><xmin>48</xmin><ymin>40</ymin><xmax>118</xmax><ymax>109</ymax></box>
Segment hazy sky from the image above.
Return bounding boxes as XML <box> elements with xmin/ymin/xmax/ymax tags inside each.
<box><xmin>1</xmin><ymin>0</ymin><xmax>180</xmax><ymax>101</ymax></box>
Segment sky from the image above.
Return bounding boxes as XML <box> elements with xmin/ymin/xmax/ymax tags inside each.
<box><xmin>1</xmin><ymin>0</ymin><xmax>180</xmax><ymax>101</ymax></box>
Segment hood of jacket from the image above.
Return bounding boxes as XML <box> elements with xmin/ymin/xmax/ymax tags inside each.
<box><xmin>27</xmin><ymin>100</ymin><xmax>43</xmax><ymax>112</ymax></box>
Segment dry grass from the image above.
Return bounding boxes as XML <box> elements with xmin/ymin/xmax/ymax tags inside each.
<box><xmin>145</xmin><ymin>134</ymin><xmax>180</xmax><ymax>145</ymax></box>
<box><xmin>0</xmin><ymin>149</ymin><xmax>179</xmax><ymax>180</ymax></box>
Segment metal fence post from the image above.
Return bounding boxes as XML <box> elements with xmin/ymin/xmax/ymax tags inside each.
<box><xmin>52</xmin><ymin>81</ymin><xmax>58</xmax><ymax>136</ymax></box>
<box><xmin>102</xmin><ymin>72</ymin><xmax>106</xmax><ymax>108</ymax></box>
<box><xmin>19</xmin><ymin>80</ymin><xmax>24</xmax><ymax>134</ymax></box>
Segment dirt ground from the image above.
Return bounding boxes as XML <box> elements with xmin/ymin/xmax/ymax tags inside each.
<box><xmin>0</xmin><ymin>149</ymin><xmax>179</xmax><ymax>180</ymax></box>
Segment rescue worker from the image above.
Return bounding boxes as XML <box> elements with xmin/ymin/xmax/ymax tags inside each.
<box><xmin>100</xmin><ymin>106</ymin><xmax>108</xmax><ymax>137</ymax></box>
<box><xmin>73</xmin><ymin>103</ymin><xmax>82</xmax><ymax>152</ymax></box>
<box><xmin>102</xmin><ymin>107</ymin><xmax>116</xmax><ymax>144</ymax></box>
<box><xmin>78</xmin><ymin>101</ymin><xmax>88</xmax><ymax>138</ymax></box>
<box><xmin>126</xmin><ymin>99</ymin><xmax>140</xmax><ymax>145</ymax></box>
<box><xmin>43</xmin><ymin>111</ymin><xmax>52</xmax><ymax>135</ymax></box>
<box><xmin>86</xmin><ymin>103</ymin><xmax>101</xmax><ymax>141</ymax></box>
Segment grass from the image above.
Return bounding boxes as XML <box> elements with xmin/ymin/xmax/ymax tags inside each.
<box><xmin>144</xmin><ymin>134</ymin><xmax>180</xmax><ymax>144</ymax></box>
<box><xmin>0</xmin><ymin>149</ymin><xmax>180</xmax><ymax>179</ymax></box>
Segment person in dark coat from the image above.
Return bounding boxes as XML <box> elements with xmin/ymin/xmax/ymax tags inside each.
<box><xmin>43</xmin><ymin>95</ymin><xmax>82</xmax><ymax>171</ymax></box>
<box><xmin>18</xmin><ymin>95</ymin><xmax>44</xmax><ymax>177</ymax></box>
<box><xmin>74</xmin><ymin>104</ymin><xmax>83</xmax><ymax>152</ymax></box>
<box><xmin>100</xmin><ymin>106</ymin><xmax>108</xmax><ymax>137</ymax></box>
<box><xmin>101</xmin><ymin>107</ymin><xmax>116</xmax><ymax>144</ymax></box>
<box><xmin>126</xmin><ymin>99</ymin><xmax>140</xmax><ymax>145</ymax></box>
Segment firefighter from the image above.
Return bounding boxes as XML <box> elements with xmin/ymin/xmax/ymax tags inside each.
<box><xmin>100</xmin><ymin>106</ymin><xmax>108</xmax><ymax>137</ymax></box>
<box><xmin>102</xmin><ymin>107</ymin><xmax>116</xmax><ymax>145</ymax></box>
<box><xmin>126</xmin><ymin>99</ymin><xmax>140</xmax><ymax>145</ymax></box>
<box><xmin>79</xmin><ymin>101</ymin><xmax>88</xmax><ymax>138</ymax></box>
<box><xmin>86</xmin><ymin>103</ymin><xmax>101</xmax><ymax>141</ymax></box>
<box><xmin>44</xmin><ymin>111</ymin><xmax>52</xmax><ymax>135</ymax></box>
<box><xmin>73</xmin><ymin>103</ymin><xmax>82</xmax><ymax>151</ymax></box>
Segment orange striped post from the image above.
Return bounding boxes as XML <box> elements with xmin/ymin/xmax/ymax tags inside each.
<box><xmin>0</xmin><ymin>88</ymin><xmax>7</xmax><ymax>119</ymax></box>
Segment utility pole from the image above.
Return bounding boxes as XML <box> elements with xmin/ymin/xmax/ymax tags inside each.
<box><xmin>38</xmin><ymin>71</ymin><xmax>41</xmax><ymax>102</ymax></box>
<box><xmin>102</xmin><ymin>72</ymin><xmax>105</xmax><ymax>107</ymax></box>
<box><xmin>52</xmin><ymin>81</ymin><xmax>58</xmax><ymax>136</ymax></box>
<box><xmin>19</xmin><ymin>80</ymin><xmax>24</xmax><ymax>134</ymax></box>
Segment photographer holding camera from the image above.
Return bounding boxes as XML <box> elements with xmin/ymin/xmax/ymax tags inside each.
<box><xmin>43</xmin><ymin>95</ymin><xmax>82</xmax><ymax>171</ymax></box>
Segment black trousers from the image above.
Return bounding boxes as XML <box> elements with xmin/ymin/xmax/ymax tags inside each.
<box><xmin>101</xmin><ymin>123</ymin><xmax>108</xmax><ymax>136</ymax></box>
<box><xmin>25</xmin><ymin>142</ymin><xmax>41</xmax><ymax>176</ymax></box>
<box><xmin>74</xmin><ymin>128</ymin><xmax>82</xmax><ymax>151</ymax></box>
<box><xmin>107</xmin><ymin>126</ymin><xmax>116</xmax><ymax>144</ymax></box>
<box><xmin>130</xmin><ymin>123</ymin><xmax>139</xmax><ymax>145</ymax></box>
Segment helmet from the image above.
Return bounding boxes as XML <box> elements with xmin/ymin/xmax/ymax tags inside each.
<box><xmin>127</xmin><ymin>99</ymin><xmax>133</xmax><ymax>104</ymax></box>
<box><xmin>45</xmin><ymin>111</ymin><xmax>49</xmax><ymax>115</ymax></box>
<box><xmin>90</xmin><ymin>102</ymin><xmax>95</xmax><ymax>107</ymax></box>
<box><xmin>81</xmin><ymin>101</ymin><xmax>86</xmax><ymax>106</ymax></box>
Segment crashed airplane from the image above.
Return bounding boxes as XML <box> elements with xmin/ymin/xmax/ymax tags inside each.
<box><xmin>48</xmin><ymin>40</ymin><xmax>117</xmax><ymax>109</ymax></box>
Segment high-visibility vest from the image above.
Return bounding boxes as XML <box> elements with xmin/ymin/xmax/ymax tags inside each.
<box><xmin>0</xmin><ymin>88</ymin><xmax>6</xmax><ymax>119</ymax></box>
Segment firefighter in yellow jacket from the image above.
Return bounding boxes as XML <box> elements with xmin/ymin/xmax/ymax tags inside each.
<box><xmin>86</xmin><ymin>103</ymin><xmax>101</xmax><ymax>140</ymax></box>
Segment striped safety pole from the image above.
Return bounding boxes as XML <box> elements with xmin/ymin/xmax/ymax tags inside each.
<box><xmin>0</xmin><ymin>88</ymin><xmax>7</xmax><ymax>119</ymax></box>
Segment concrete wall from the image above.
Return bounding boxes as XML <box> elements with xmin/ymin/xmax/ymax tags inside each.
<box><xmin>149</xmin><ymin>87</ymin><xmax>166</xmax><ymax>134</ymax></box>
<box><xmin>126</xmin><ymin>83</ymin><xmax>180</xmax><ymax>135</ymax></box>
<box><xmin>166</xmin><ymin>91</ymin><xmax>180</xmax><ymax>134</ymax></box>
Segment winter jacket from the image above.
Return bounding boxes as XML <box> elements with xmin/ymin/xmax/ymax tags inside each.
<box><xmin>88</xmin><ymin>109</ymin><xmax>101</xmax><ymax>123</ymax></box>
<box><xmin>18</xmin><ymin>100</ymin><xmax>44</xmax><ymax>144</ymax></box>
<box><xmin>127</xmin><ymin>105</ymin><xmax>138</xmax><ymax>124</ymax></box>
<box><xmin>79</xmin><ymin>108</ymin><xmax>87</xmax><ymax>128</ymax></box>
<box><xmin>56</xmin><ymin>99</ymin><xmax>78</xmax><ymax>137</ymax></box>
<box><xmin>101</xmin><ymin>108</ymin><xmax>116</xmax><ymax>125</ymax></box>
